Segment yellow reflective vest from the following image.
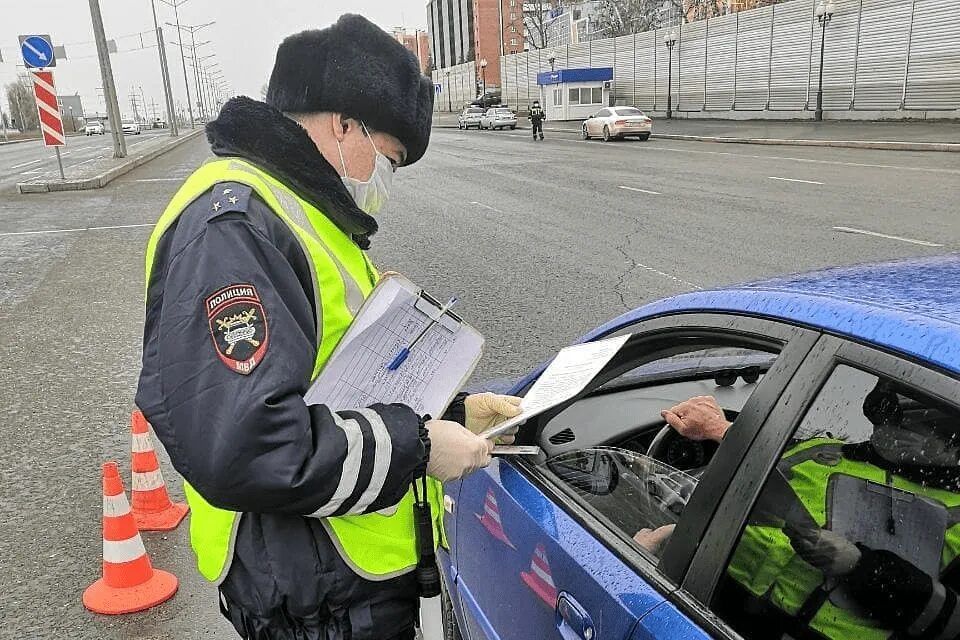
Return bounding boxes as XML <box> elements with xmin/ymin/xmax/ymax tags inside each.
<box><xmin>144</xmin><ymin>157</ymin><xmax>445</xmax><ymax>584</ymax></box>
<box><xmin>727</xmin><ymin>438</ymin><xmax>960</xmax><ymax>639</ymax></box>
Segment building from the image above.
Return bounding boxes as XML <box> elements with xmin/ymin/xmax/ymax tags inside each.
<box><xmin>427</xmin><ymin>0</ymin><xmax>475</xmax><ymax>69</ymax></box>
<box><xmin>391</xmin><ymin>27</ymin><xmax>432</xmax><ymax>74</ymax></box>
<box><xmin>472</xmin><ymin>0</ymin><xmax>526</xmax><ymax>91</ymax></box>
<box><xmin>56</xmin><ymin>94</ymin><xmax>84</xmax><ymax>133</ymax></box>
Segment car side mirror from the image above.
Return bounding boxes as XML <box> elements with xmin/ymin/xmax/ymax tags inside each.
<box><xmin>548</xmin><ymin>450</ymin><xmax>620</xmax><ymax>496</ymax></box>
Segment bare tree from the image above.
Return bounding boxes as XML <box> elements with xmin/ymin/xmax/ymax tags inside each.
<box><xmin>5</xmin><ymin>75</ymin><xmax>38</xmax><ymax>131</ymax></box>
<box><xmin>592</xmin><ymin>0</ymin><xmax>660</xmax><ymax>38</ymax></box>
<box><xmin>523</xmin><ymin>0</ymin><xmax>554</xmax><ymax>50</ymax></box>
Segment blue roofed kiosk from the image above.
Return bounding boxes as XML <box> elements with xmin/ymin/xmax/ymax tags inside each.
<box><xmin>537</xmin><ymin>67</ymin><xmax>614</xmax><ymax>121</ymax></box>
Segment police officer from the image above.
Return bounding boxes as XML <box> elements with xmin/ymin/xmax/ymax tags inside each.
<box><xmin>137</xmin><ymin>14</ymin><xmax>521</xmax><ymax>640</ymax></box>
<box><xmin>529</xmin><ymin>100</ymin><xmax>545</xmax><ymax>140</ymax></box>
<box><xmin>646</xmin><ymin>392</ymin><xmax>960</xmax><ymax>640</ymax></box>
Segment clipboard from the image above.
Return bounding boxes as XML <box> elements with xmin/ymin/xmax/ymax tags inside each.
<box><xmin>303</xmin><ymin>275</ymin><xmax>484</xmax><ymax>418</ymax></box>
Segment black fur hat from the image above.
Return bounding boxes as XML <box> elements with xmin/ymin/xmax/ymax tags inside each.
<box><xmin>266</xmin><ymin>14</ymin><xmax>434</xmax><ymax>166</ymax></box>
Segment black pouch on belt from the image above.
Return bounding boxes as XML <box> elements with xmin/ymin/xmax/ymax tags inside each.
<box><xmin>413</xmin><ymin>474</ymin><xmax>441</xmax><ymax>598</ymax></box>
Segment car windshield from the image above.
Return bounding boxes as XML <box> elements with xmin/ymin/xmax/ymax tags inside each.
<box><xmin>614</xmin><ymin>108</ymin><xmax>645</xmax><ymax>117</ymax></box>
<box><xmin>467</xmin><ymin>108</ymin><xmax>483</xmax><ymax>114</ymax></box>
<box><xmin>495</xmin><ymin>109</ymin><xmax>512</xmax><ymax>114</ymax></box>
<box><xmin>122</xmin><ymin>120</ymin><xmax>134</xmax><ymax>124</ymax></box>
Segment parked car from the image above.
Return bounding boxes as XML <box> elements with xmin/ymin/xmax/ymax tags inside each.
<box><xmin>83</xmin><ymin>121</ymin><xmax>105</xmax><ymax>136</ymax></box>
<box><xmin>121</xmin><ymin>119</ymin><xmax>141</xmax><ymax>135</ymax></box>
<box><xmin>441</xmin><ymin>255</ymin><xmax>960</xmax><ymax>640</ymax></box>
<box><xmin>582</xmin><ymin>106</ymin><xmax>652</xmax><ymax>141</ymax></box>
<box><xmin>480</xmin><ymin>107</ymin><xmax>517</xmax><ymax>131</ymax></box>
<box><xmin>471</xmin><ymin>90</ymin><xmax>502</xmax><ymax>109</ymax></box>
<box><xmin>458</xmin><ymin>106</ymin><xmax>485</xmax><ymax>130</ymax></box>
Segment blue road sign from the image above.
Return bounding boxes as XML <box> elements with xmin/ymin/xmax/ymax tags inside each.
<box><xmin>19</xmin><ymin>34</ymin><xmax>56</xmax><ymax>69</ymax></box>
<box><xmin>434</xmin><ymin>83</ymin><xmax>442</xmax><ymax>95</ymax></box>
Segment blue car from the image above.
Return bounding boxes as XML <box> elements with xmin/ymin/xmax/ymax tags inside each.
<box><xmin>438</xmin><ymin>255</ymin><xmax>960</xmax><ymax>640</ymax></box>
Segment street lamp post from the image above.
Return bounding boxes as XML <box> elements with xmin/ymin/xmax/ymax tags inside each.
<box><xmin>68</xmin><ymin>105</ymin><xmax>75</xmax><ymax>132</ymax></box>
<box><xmin>814</xmin><ymin>0</ymin><xmax>835</xmax><ymax>122</ymax></box>
<box><xmin>664</xmin><ymin>31</ymin><xmax>677</xmax><ymax>119</ymax></box>
<box><xmin>159</xmin><ymin>0</ymin><xmax>195</xmax><ymax>128</ymax></box>
<box><xmin>480</xmin><ymin>58</ymin><xmax>488</xmax><ymax>97</ymax></box>
<box><xmin>445</xmin><ymin>71</ymin><xmax>452</xmax><ymax>112</ymax></box>
<box><xmin>548</xmin><ymin>56</ymin><xmax>556</xmax><ymax>72</ymax></box>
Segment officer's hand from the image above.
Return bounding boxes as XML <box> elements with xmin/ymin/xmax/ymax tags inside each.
<box><xmin>465</xmin><ymin>393</ymin><xmax>522</xmax><ymax>443</ymax></box>
<box><xmin>785</xmin><ymin>526</ymin><xmax>862</xmax><ymax>577</ymax></box>
<box><xmin>661</xmin><ymin>396</ymin><xmax>731</xmax><ymax>443</ymax></box>
<box><xmin>633</xmin><ymin>524</ymin><xmax>676</xmax><ymax>555</ymax></box>
<box><xmin>426</xmin><ymin>419</ymin><xmax>495</xmax><ymax>482</ymax></box>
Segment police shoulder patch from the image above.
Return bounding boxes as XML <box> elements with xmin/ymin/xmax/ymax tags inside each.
<box><xmin>206</xmin><ymin>283</ymin><xmax>268</xmax><ymax>375</ymax></box>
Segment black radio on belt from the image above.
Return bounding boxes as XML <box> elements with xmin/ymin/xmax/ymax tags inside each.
<box><xmin>413</xmin><ymin>474</ymin><xmax>441</xmax><ymax>598</ymax></box>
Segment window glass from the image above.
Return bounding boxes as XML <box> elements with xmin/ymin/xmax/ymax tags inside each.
<box><xmin>569</xmin><ymin>88</ymin><xmax>580</xmax><ymax>105</ymax></box>
<box><xmin>713</xmin><ymin>364</ymin><xmax>960</xmax><ymax>640</ymax></box>
<box><xmin>541</xmin><ymin>342</ymin><xmax>782</xmax><ymax>563</ymax></box>
<box><xmin>592</xmin><ymin>87</ymin><xmax>603</xmax><ymax>104</ymax></box>
<box><xmin>615</xmin><ymin>107</ymin><xmax>644</xmax><ymax>117</ymax></box>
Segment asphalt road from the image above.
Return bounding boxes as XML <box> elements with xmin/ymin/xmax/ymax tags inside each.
<box><xmin>0</xmin><ymin>129</ymin><xmax>172</xmax><ymax>191</ymax></box>
<box><xmin>0</xmin><ymin>126</ymin><xmax>957</xmax><ymax>639</ymax></box>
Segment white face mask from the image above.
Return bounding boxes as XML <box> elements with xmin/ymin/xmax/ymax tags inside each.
<box><xmin>337</xmin><ymin>122</ymin><xmax>393</xmax><ymax>215</ymax></box>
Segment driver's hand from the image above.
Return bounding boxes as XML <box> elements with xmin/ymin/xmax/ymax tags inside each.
<box><xmin>661</xmin><ymin>396</ymin><xmax>731</xmax><ymax>443</ymax></box>
<box><xmin>633</xmin><ymin>524</ymin><xmax>676</xmax><ymax>555</ymax></box>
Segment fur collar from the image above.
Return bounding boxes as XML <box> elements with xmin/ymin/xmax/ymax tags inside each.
<box><xmin>205</xmin><ymin>97</ymin><xmax>377</xmax><ymax>247</ymax></box>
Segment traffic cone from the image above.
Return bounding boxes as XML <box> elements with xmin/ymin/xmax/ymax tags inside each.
<box><xmin>130</xmin><ymin>410</ymin><xmax>188</xmax><ymax>531</ymax></box>
<box><xmin>476</xmin><ymin>489</ymin><xmax>515</xmax><ymax>548</ymax></box>
<box><xmin>520</xmin><ymin>542</ymin><xmax>558</xmax><ymax>607</ymax></box>
<box><xmin>83</xmin><ymin>461</ymin><xmax>178</xmax><ymax>614</ymax></box>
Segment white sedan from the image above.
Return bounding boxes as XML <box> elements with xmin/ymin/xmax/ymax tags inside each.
<box><xmin>121</xmin><ymin>120</ymin><xmax>141</xmax><ymax>135</ymax></box>
<box><xmin>582</xmin><ymin>107</ymin><xmax>652</xmax><ymax>141</ymax></box>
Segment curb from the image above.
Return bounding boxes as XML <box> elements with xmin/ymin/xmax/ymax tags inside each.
<box><xmin>16</xmin><ymin>129</ymin><xmax>204</xmax><ymax>194</ymax></box>
<box><xmin>432</xmin><ymin>123</ymin><xmax>959</xmax><ymax>152</ymax></box>
<box><xmin>1</xmin><ymin>132</ymin><xmax>87</xmax><ymax>146</ymax></box>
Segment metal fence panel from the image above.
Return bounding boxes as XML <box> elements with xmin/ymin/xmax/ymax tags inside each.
<box><xmin>705</xmin><ymin>14</ymin><xmax>737</xmax><ymax>110</ymax></box>
<box><xmin>735</xmin><ymin>6</ymin><xmax>774</xmax><ymax>109</ymax></box>
<box><xmin>854</xmin><ymin>0</ymin><xmax>913</xmax><ymax>110</ymax></box>
<box><xmin>567</xmin><ymin>42</ymin><xmax>591</xmax><ymax>68</ymax></box>
<box><xmin>905</xmin><ymin>0</ymin><xmax>960</xmax><ymax>110</ymax></box>
<box><xmin>813</xmin><ymin>0</ymin><xmax>860</xmax><ymax>110</ymax></box>
<box><xmin>678</xmin><ymin>21</ymin><xmax>707</xmax><ymax>111</ymax></box>
<box><xmin>613</xmin><ymin>35</ymin><xmax>637</xmax><ymax>106</ymax></box>
<box><xmin>635</xmin><ymin>30</ymin><xmax>658</xmax><ymax>110</ymax></box>
<box><xmin>769</xmin><ymin>0</ymin><xmax>813</xmax><ymax>109</ymax></box>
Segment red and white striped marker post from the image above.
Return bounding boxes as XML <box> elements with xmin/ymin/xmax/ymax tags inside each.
<box><xmin>29</xmin><ymin>69</ymin><xmax>66</xmax><ymax>179</ymax></box>
<box><xmin>520</xmin><ymin>542</ymin><xmax>558</xmax><ymax>608</ymax></box>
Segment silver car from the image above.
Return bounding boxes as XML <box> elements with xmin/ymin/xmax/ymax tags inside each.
<box><xmin>582</xmin><ymin>107</ymin><xmax>653</xmax><ymax>141</ymax></box>
<box><xmin>480</xmin><ymin>107</ymin><xmax>517</xmax><ymax>131</ymax></box>
<box><xmin>458</xmin><ymin>106</ymin><xmax>485</xmax><ymax>130</ymax></box>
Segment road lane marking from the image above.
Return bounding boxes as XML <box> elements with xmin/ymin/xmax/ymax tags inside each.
<box><xmin>133</xmin><ymin>177</ymin><xmax>184</xmax><ymax>182</ymax></box>
<box><xmin>10</xmin><ymin>159</ymin><xmax>44</xmax><ymax>169</ymax></box>
<box><xmin>470</xmin><ymin>201</ymin><xmax>504</xmax><ymax>213</ymax></box>
<box><xmin>444</xmin><ymin>130</ymin><xmax>959</xmax><ymax>175</ymax></box>
<box><xmin>768</xmin><ymin>176</ymin><xmax>824</xmax><ymax>185</ymax></box>
<box><xmin>832</xmin><ymin>226</ymin><xmax>944</xmax><ymax>247</ymax></box>
<box><xmin>0</xmin><ymin>223</ymin><xmax>154</xmax><ymax>238</ymax></box>
<box><xmin>619</xmin><ymin>185</ymin><xmax>661</xmax><ymax>195</ymax></box>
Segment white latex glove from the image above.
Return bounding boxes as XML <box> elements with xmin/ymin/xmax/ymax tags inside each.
<box><xmin>426</xmin><ymin>419</ymin><xmax>494</xmax><ymax>482</ymax></box>
<box><xmin>465</xmin><ymin>393</ymin><xmax>523</xmax><ymax>444</ymax></box>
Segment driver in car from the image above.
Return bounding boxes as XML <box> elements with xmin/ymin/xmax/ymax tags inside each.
<box><xmin>633</xmin><ymin>388</ymin><xmax>960</xmax><ymax>640</ymax></box>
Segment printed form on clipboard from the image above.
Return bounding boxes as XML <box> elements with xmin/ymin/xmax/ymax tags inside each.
<box><xmin>303</xmin><ymin>275</ymin><xmax>484</xmax><ymax>418</ymax></box>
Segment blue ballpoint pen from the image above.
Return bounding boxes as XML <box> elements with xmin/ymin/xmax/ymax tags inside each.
<box><xmin>387</xmin><ymin>296</ymin><xmax>459</xmax><ymax>371</ymax></box>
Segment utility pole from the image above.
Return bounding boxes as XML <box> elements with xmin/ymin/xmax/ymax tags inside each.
<box><xmin>130</xmin><ymin>90</ymin><xmax>140</xmax><ymax>121</ymax></box>
<box><xmin>150</xmin><ymin>0</ymin><xmax>178</xmax><ymax>135</ymax></box>
<box><xmin>160</xmin><ymin>0</ymin><xmax>195</xmax><ymax>128</ymax></box>
<box><xmin>88</xmin><ymin>0</ymin><xmax>126</xmax><ymax>157</ymax></box>
<box><xmin>1</xmin><ymin>107</ymin><xmax>8</xmax><ymax>141</ymax></box>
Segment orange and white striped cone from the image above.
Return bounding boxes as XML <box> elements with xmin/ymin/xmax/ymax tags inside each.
<box><xmin>476</xmin><ymin>489</ymin><xmax>515</xmax><ymax>548</ymax></box>
<box><xmin>83</xmin><ymin>461</ymin><xmax>178</xmax><ymax>614</ymax></box>
<box><xmin>130</xmin><ymin>410</ymin><xmax>188</xmax><ymax>531</ymax></box>
<box><xmin>520</xmin><ymin>542</ymin><xmax>558</xmax><ymax>607</ymax></box>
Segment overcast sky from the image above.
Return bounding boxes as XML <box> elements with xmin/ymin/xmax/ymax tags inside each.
<box><xmin>1</xmin><ymin>0</ymin><xmax>429</xmax><ymax>121</ymax></box>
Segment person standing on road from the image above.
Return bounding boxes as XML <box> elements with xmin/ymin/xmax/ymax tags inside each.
<box><xmin>137</xmin><ymin>14</ymin><xmax>521</xmax><ymax>640</ymax></box>
<box><xmin>529</xmin><ymin>100</ymin><xmax>545</xmax><ymax>140</ymax></box>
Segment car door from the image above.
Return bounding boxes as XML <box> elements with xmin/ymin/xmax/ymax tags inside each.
<box><xmin>659</xmin><ymin>334</ymin><xmax>960</xmax><ymax>640</ymax></box>
<box><xmin>588</xmin><ymin>110</ymin><xmax>605</xmax><ymax>136</ymax></box>
<box><xmin>450</xmin><ymin>314</ymin><xmax>819</xmax><ymax>640</ymax></box>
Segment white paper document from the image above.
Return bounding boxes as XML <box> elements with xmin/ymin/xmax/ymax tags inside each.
<box><xmin>304</xmin><ymin>276</ymin><xmax>484</xmax><ymax>418</ymax></box>
<box><xmin>480</xmin><ymin>334</ymin><xmax>630</xmax><ymax>439</ymax></box>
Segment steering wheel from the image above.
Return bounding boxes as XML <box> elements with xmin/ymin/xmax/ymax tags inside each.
<box><xmin>646</xmin><ymin>423</ymin><xmax>710</xmax><ymax>471</ymax></box>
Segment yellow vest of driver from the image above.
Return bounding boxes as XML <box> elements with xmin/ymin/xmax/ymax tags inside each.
<box><xmin>144</xmin><ymin>157</ymin><xmax>445</xmax><ymax>584</ymax></box>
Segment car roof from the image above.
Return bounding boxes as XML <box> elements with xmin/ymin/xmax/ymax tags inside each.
<box><xmin>585</xmin><ymin>255</ymin><xmax>960</xmax><ymax>376</ymax></box>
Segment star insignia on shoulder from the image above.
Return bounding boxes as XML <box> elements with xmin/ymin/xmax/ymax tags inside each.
<box><xmin>228</xmin><ymin>196</ymin><xmax>239</xmax><ymax>205</ymax></box>
<box><xmin>212</xmin><ymin>201</ymin><xmax>222</xmax><ymax>211</ymax></box>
